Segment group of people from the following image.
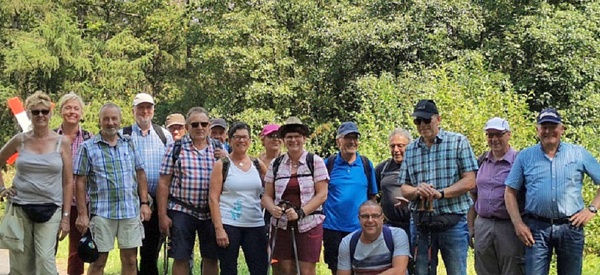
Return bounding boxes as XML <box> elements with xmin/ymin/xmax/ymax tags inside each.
<box><xmin>0</xmin><ymin>92</ymin><xmax>598</xmax><ymax>275</ymax></box>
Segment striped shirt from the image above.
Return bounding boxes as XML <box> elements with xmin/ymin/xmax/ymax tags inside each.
<box><xmin>398</xmin><ymin>129</ymin><xmax>478</xmax><ymax>215</ymax></box>
<box><xmin>159</xmin><ymin>134</ymin><xmax>219</xmax><ymax>220</ymax></box>
<box><xmin>264</xmin><ymin>150</ymin><xmax>329</xmax><ymax>233</ymax></box>
<box><xmin>56</xmin><ymin>126</ymin><xmax>93</xmax><ymax>203</ymax></box>
<box><xmin>121</xmin><ymin>123</ymin><xmax>173</xmax><ymax>196</ymax></box>
<box><xmin>73</xmin><ymin>133</ymin><xmax>145</xmax><ymax>219</ymax></box>
<box><xmin>505</xmin><ymin>142</ymin><xmax>600</xmax><ymax>218</ymax></box>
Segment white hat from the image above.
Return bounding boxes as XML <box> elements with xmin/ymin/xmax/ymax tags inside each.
<box><xmin>484</xmin><ymin>117</ymin><xmax>510</xmax><ymax>131</ymax></box>
<box><xmin>132</xmin><ymin>93</ymin><xmax>155</xmax><ymax>106</ymax></box>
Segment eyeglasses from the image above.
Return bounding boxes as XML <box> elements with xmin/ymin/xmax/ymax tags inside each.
<box><xmin>232</xmin><ymin>135</ymin><xmax>250</xmax><ymax>141</ymax></box>
<box><xmin>413</xmin><ymin>118</ymin><xmax>432</xmax><ymax>125</ymax></box>
<box><xmin>190</xmin><ymin>122</ymin><xmax>209</xmax><ymax>128</ymax></box>
<box><xmin>266</xmin><ymin>133</ymin><xmax>280</xmax><ymax>139</ymax></box>
<box><xmin>389</xmin><ymin>143</ymin><xmax>407</xmax><ymax>149</ymax></box>
<box><xmin>486</xmin><ymin>131</ymin><xmax>507</xmax><ymax>138</ymax></box>
<box><xmin>359</xmin><ymin>213</ymin><xmax>383</xmax><ymax>220</ymax></box>
<box><xmin>31</xmin><ymin>109</ymin><xmax>50</xmax><ymax>116</ymax></box>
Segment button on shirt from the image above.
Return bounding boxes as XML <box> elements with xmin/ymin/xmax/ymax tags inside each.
<box><xmin>123</xmin><ymin>124</ymin><xmax>173</xmax><ymax>196</ymax></box>
<box><xmin>398</xmin><ymin>129</ymin><xmax>478</xmax><ymax>215</ymax></box>
<box><xmin>473</xmin><ymin>148</ymin><xmax>518</xmax><ymax>219</ymax></box>
<box><xmin>505</xmin><ymin>142</ymin><xmax>600</xmax><ymax>218</ymax></box>
<box><xmin>74</xmin><ymin>134</ymin><xmax>145</xmax><ymax>219</ymax></box>
<box><xmin>159</xmin><ymin>135</ymin><xmax>218</xmax><ymax>220</ymax></box>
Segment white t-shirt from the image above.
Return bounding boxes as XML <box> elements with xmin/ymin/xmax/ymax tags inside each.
<box><xmin>337</xmin><ymin>227</ymin><xmax>410</xmax><ymax>275</ymax></box>
<box><xmin>219</xmin><ymin>158</ymin><xmax>264</xmax><ymax>227</ymax></box>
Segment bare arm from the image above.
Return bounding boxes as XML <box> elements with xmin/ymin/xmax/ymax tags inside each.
<box><xmin>157</xmin><ymin>173</ymin><xmax>173</xmax><ymax>235</ymax></box>
<box><xmin>75</xmin><ymin>175</ymin><xmax>89</xmax><ymax>233</ymax></box>
<box><xmin>505</xmin><ymin>186</ymin><xmax>533</xmax><ymax>247</ymax></box>
<box><xmin>136</xmin><ymin>169</ymin><xmax>151</xmax><ymax>221</ymax></box>
<box><xmin>262</xmin><ymin>181</ymin><xmax>283</xmax><ymax>219</ymax></box>
<box><xmin>380</xmin><ymin>255</ymin><xmax>409</xmax><ymax>275</ymax></box>
<box><xmin>209</xmin><ymin>160</ymin><xmax>229</xmax><ymax>247</ymax></box>
<box><xmin>58</xmin><ymin>136</ymin><xmax>73</xmax><ymax>240</ymax></box>
<box><xmin>467</xmin><ymin>192</ymin><xmax>477</xmax><ymax>248</ymax></box>
<box><xmin>0</xmin><ymin>134</ymin><xmax>21</xmax><ymax>191</ymax></box>
<box><xmin>337</xmin><ymin>270</ymin><xmax>351</xmax><ymax>275</ymax></box>
<box><xmin>302</xmin><ymin>179</ymin><xmax>328</xmax><ymax>214</ymax></box>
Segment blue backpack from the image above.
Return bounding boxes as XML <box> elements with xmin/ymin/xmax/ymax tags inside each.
<box><xmin>349</xmin><ymin>226</ymin><xmax>394</xmax><ymax>266</ymax></box>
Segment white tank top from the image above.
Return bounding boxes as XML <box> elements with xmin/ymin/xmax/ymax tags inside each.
<box><xmin>219</xmin><ymin>157</ymin><xmax>264</xmax><ymax>227</ymax></box>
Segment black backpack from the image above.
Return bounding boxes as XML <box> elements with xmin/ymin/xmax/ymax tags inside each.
<box><xmin>221</xmin><ymin>156</ymin><xmax>262</xmax><ymax>183</ymax></box>
<box><xmin>271</xmin><ymin>153</ymin><xmax>316</xmax><ymax>181</ymax></box>
<box><xmin>122</xmin><ymin>124</ymin><xmax>167</xmax><ymax>146</ymax></box>
<box><xmin>349</xmin><ymin>226</ymin><xmax>394</xmax><ymax>268</ymax></box>
<box><xmin>326</xmin><ymin>153</ymin><xmax>374</xmax><ymax>194</ymax></box>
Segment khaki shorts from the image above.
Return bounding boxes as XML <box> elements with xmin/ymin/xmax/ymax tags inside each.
<box><xmin>90</xmin><ymin>216</ymin><xmax>144</xmax><ymax>252</ymax></box>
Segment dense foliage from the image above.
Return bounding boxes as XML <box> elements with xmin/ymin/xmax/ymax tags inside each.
<box><xmin>1</xmin><ymin>0</ymin><xmax>600</xmax><ymax>255</ymax></box>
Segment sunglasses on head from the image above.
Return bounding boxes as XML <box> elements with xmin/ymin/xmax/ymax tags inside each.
<box><xmin>190</xmin><ymin>122</ymin><xmax>209</xmax><ymax>128</ymax></box>
<box><xmin>31</xmin><ymin>109</ymin><xmax>50</xmax><ymax>116</ymax></box>
<box><xmin>413</xmin><ymin>118</ymin><xmax>432</xmax><ymax>125</ymax></box>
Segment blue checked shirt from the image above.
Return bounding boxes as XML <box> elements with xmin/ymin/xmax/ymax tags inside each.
<box><xmin>159</xmin><ymin>134</ymin><xmax>219</xmax><ymax>220</ymax></box>
<box><xmin>505</xmin><ymin>142</ymin><xmax>600</xmax><ymax>218</ymax></box>
<box><xmin>398</xmin><ymin>129</ymin><xmax>478</xmax><ymax>215</ymax></box>
<box><xmin>121</xmin><ymin>124</ymin><xmax>173</xmax><ymax>196</ymax></box>
<box><xmin>74</xmin><ymin>133</ymin><xmax>145</xmax><ymax>219</ymax></box>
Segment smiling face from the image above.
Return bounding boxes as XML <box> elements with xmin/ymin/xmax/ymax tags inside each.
<box><xmin>336</xmin><ymin>133</ymin><xmax>360</xmax><ymax>157</ymax></box>
<box><xmin>358</xmin><ymin>204</ymin><xmax>384</xmax><ymax>238</ymax></box>
<box><xmin>389</xmin><ymin>134</ymin><xmax>409</xmax><ymax>163</ymax></box>
<box><xmin>28</xmin><ymin>103</ymin><xmax>52</xmax><ymax>129</ymax></box>
<box><xmin>61</xmin><ymin>99</ymin><xmax>83</xmax><ymax>126</ymax></box>
<box><xmin>230</xmin><ymin>129</ymin><xmax>251</xmax><ymax>154</ymax></box>
<box><xmin>186</xmin><ymin>112</ymin><xmax>210</xmax><ymax>141</ymax></box>
<box><xmin>537</xmin><ymin>122</ymin><xmax>564</xmax><ymax>149</ymax></box>
<box><xmin>486</xmin><ymin>129</ymin><xmax>511</xmax><ymax>156</ymax></box>
<box><xmin>261</xmin><ymin>132</ymin><xmax>282</xmax><ymax>152</ymax></box>
<box><xmin>133</xmin><ymin>102</ymin><xmax>154</xmax><ymax>128</ymax></box>
<box><xmin>415</xmin><ymin>115</ymin><xmax>441</xmax><ymax>141</ymax></box>
<box><xmin>283</xmin><ymin>131</ymin><xmax>306</xmax><ymax>154</ymax></box>
<box><xmin>99</xmin><ymin>106</ymin><xmax>121</xmax><ymax>137</ymax></box>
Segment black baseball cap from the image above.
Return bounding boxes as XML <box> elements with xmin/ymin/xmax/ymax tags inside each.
<box><xmin>78</xmin><ymin>230</ymin><xmax>99</xmax><ymax>263</ymax></box>
<box><xmin>412</xmin><ymin>99</ymin><xmax>439</xmax><ymax>119</ymax></box>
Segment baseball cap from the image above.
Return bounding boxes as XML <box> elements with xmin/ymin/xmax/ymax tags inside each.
<box><xmin>412</xmin><ymin>99</ymin><xmax>439</xmax><ymax>119</ymax></box>
<box><xmin>484</xmin><ymin>117</ymin><xmax>510</xmax><ymax>131</ymax></box>
<box><xmin>536</xmin><ymin>108</ymin><xmax>562</xmax><ymax>124</ymax></box>
<box><xmin>165</xmin><ymin>113</ymin><xmax>185</xmax><ymax>128</ymax></box>
<box><xmin>132</xmin><ymin>93</ymin><xmax>154</xmax><ymax>106</ymax></box>
<box><xmin>210</xmin><ymin>118</ymin><xmax>228</xmax><ymax>129</ymax></box>
<box><xmin>337</xmin><ymin>122</ymin><xmax>360</xmax><ymax>137</ymax></box>
<box><xmin>78</xmin><ymin>230</ymin><xmax>99</xmax><ymax>263</ymax></box>
<box><xmin>261</xmin><ymin>124</ymin><xmax>280</xmax><ymax>136</ymax></box>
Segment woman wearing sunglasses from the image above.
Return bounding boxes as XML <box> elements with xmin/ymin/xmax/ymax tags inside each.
<box><xmin>209</xmin><ymin>122</ymin><xmax>269</xmax><ymax>274</ymax></box>
<box><xmin>0</xmin><ymin>91</ymin><xmax>73</xmax><ymax>274</ymax></box>
<box><xmin>258</xmin><ymin>124</ymin><xmax>282</xmax><ymax>166</ymax></box>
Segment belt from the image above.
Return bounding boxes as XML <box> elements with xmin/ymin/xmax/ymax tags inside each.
<box><xmin>479</xmin><ymin>216</ymin><xmax>511</xmax><ymax>221</ymax></box>
<box><xmin>526</xmin><ymin>214</ymin><xmax>571</xmax><ymax>225</ymax></box>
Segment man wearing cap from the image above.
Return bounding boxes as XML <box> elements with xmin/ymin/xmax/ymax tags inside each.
<box><xmin>323</xmin><ymin>121</ymin><xmax>378</xmax><ymax>274</ymax></box>
<box><xmin>210</xmin><ymin>117</ymin><xmax>230</xmax><ymax>153</ymax></box>
<box><xmin>398</xmin><ymin>99</ymin><xmax>478</xmax><ymax>275</ymax></box>
<box><xmin>468</xmin><ymin>117</ymin><xmax>524</xmax><ymax>275</ymax></box>
<box><xmin>121</xmin><ymin>93</ymin><xmax>173</xmax><ymax>275</ymax></box>
<box><xmin>505</xmin><ymin>108</ymin><xmax>600</xmax><ymax>275</ymax></box>
<box><xmin>166</xmin><ymin>113</ymin><xmax>187</xmax><ymax>140</ymax></box>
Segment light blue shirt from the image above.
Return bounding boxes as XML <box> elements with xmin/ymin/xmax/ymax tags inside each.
<box><xmin>121</xmin><ymin>124</ymin><xmax>173</xmax><ymax>196</ymax></box>
<box><xmin>505</xmin><ymin>142</ymin><xmax>600</xmax><ymax>218</ymax></box>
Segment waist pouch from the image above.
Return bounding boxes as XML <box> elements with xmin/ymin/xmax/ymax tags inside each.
<box><xmin>413</xmin><ymin>213</ymin><xmax>463</xmax><ymax>232</ymax></box>
<box><xmin>16</xmin><ymin>203</ymin><xmax>59</xmax><ymax>223</ymax></box>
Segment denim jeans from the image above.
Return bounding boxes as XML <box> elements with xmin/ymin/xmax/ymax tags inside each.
<box><xmin>524</xmin><ymin>217</ymin><xmax>584</xmax><ymax>275</ymax></box>
<box><xmin>412</xmin><ymin>215</ymin><xmax>468</xmax><ymax>275</ymax></box>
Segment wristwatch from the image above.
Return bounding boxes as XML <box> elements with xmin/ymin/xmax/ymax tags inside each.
<box><xmin>589</xmin><ymin>205</ymin><xmax>597</xmax><ymax>214</ymax></box>
<box><xmin>439</xmin><ymin>189</ymin><xmax>445</xmax><ymax>199</ymax></box>
<box><xmin>63</xmin><ymin>212</ymin><xmax>70</xmax><ymax>217</ymax></box>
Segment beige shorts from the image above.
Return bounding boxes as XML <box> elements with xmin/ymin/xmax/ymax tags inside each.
<box><xmin>90</xmin><ymin>216</ymin><xmax>144</xmax><ymax>252</ymax></box>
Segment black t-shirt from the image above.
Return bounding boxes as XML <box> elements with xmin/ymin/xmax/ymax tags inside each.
<box><xmin>375</xmin><ymin>159</ymin><xmax>411</xmax><ymax>224</ymax></box>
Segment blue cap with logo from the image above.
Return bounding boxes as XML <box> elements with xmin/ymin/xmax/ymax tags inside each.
<box><xmin>536</xmin><ymin>108</ymin><xmax>562</xmax><ymax>124</ymax></box>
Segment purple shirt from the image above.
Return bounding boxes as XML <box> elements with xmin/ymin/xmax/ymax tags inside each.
<box><xmin>472</xmin><ymin>147</ymin><xmax>517</xmax><ymax>219</ymax></box>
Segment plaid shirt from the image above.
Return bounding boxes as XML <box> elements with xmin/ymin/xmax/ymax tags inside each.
<box><xmin>398</xmin><ymin>129</ymin><xmax>478</xmax><ymax>215</ymax></box>
<box><xmin>123</xmin><ymin>123</ymin><xmax>173</xmax><ymax>196</ymax></box>
<box><xmin>56</xmin><ymin>126</ymin><xmax>93</xmax><ymax>204</ymax></box>
<box><xmin>74</xmin><ymin>133</ymin><xmax>145</xmax><ymax>219</ymax></box>
<box><xmin>159</xmin><ymin>135</ymin><xmax>219</xmax><ymax>220</ymax></box>
<box><xmin>264</xmin><ymin>150</ymin><xmax>329</xmax><ymax>233</ymax></box>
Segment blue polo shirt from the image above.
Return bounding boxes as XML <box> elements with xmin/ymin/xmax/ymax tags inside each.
<box><xmin>505</xmin><ymin>142</ymin><xmax>600</xmax><ymax>218</ymax></box>
<box><xmin>323</xmin><ymin>153</ymin><xmax>378</xmax><ymax>232</ymax></box>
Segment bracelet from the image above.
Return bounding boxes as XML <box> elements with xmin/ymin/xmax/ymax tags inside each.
<box><xmin>140</xmin><ymin>201</ymin><xmax>149</xmax><ymax>206</ymax></box>
<box><xmin>295</xmin><ymin>207</ymin><xmax>306</xmax><ymax>220</ymax></box>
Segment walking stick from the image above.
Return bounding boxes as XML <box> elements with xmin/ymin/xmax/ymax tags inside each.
<box><xmin>290</xmin><ymin>222</ymin><xmax>301</xmax><ymax>275</ymax></box>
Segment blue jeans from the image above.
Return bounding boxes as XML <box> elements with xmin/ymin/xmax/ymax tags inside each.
<box><xmin>412</xmin><ymin>215</ymin><xmax>468</xmax><ymax>275</ymax></box>
<box><xmin>217</xmin><ymin>225</ymin><xmax>268</xmax><ymax>275</ymax></box>
<box><xmin>524</xmin><ymin>217</ymin><xmax>584</xmax><ymax>275</ymax></box>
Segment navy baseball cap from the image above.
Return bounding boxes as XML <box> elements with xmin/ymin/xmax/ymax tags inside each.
<box><xmin>412</xmin><ymin>99</ymin><xmax>439</xmax><ymax>119</ymax></box>
<box><xmin>78</xmin><ymin>230</ymin><xmax>99</xmax><ymax>263</ymax></box>
<box><xmin>536</xmin><ymin>108</ymin><xmax>562</xmax><ymax>124</ymax></box>
<box><xmin>337</xmin><ymin>122</ymin><xmax>360</xmax><ymax>137</ymax></box>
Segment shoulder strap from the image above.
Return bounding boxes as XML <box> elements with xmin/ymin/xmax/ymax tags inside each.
<box><xmin>361</xmin><ymin>155</ymin><xmax>374</xmax><ymax>194</ymax></box>
<box><xmin>382</xmin><ymin>226</ymin><xmax>394</xmax><ymax>253</ymax></box>
<box><xmin>82</xmin><ymin>130</ymin><xmax>92</xmax><ymax>141</ymax></box>
<box><xmin>172</xmin><ymin>140</ymin><xmax>182</xmax><ymax>164</ymax></box>
<box><xmin>477</xmin><ymin>151</ymin><xmax>487</xmax><ymax>167</ymax></box>
<box><xmin>55</xmin><ymin>135</ymin><xmax>63</xmax><ymax>152</ymax></box>
<box><xmin>221</xmin><ymin>157</ymin><xmax>231</xmax><ymax>183</ymax></box>
<box><xmin>250</xmin><ymin>156</ymin><xmax>262</xmax><ymax>174</ymax></box>
<box><xmin>152</xmin><ymin>124</ymin><xmax>167</xmax><ymax>145</ymax></box>
<box><xmin>20</xmin><ymin>133</ymin><xmax>25</xmax><ymax>150</ymax></box>
<box><xmin>272</xmin><ymin>155</ymin><xmax>285</xmax><ymax>180</ymax></box>
<box><xmin>349</xmin><ymin>230</ymin><xmax>362</xmax><ymax>266</ymax></box>
<box><xmin>306</xmin><ymin>153</ymin><xmax>315</xmax><ymax>177</ymax></box>
<box><xmin>123</xmin><ymin>126</ymin><xmax>132</xmax><ymax>136</ymax></box>
<box><xmin>326</xmin><ymin>154</ymin><xmax>336</xmax><ymax>175</ymax></box>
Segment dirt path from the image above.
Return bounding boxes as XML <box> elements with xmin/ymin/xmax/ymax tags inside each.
<box><xmin>0</xmin><ymin>248</ymin><xmax>68</xmax><ymax>275</ymax></box>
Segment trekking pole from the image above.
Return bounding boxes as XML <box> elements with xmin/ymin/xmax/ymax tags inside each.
<box><xmin>290</xmin><ymin>222</ymin><xmax>301</xmax><ymax>275</ymax></box>
<box><xmin>426</xmin><ymin>200</ymin><xmax>434</xmax><ymax>275</ymax></box>
<box><xmin>268</xmin><ymin>218</ymin><xmax>280</xmax><ymax>274</ymax></box>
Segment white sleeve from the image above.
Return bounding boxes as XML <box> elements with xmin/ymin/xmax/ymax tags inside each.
<box><xmin>337</xmin><ymin>234</ymin><xmax>353</xmax><ymax>271</ymax></box>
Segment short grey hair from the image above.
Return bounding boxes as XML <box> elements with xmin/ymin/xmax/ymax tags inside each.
<box><xmin>388</xmin><ymin>128</ymin><xmax>413</xmax><ymax>143</ymax></box>
<box><xmin>186</xmin><ymin>107</ymin><xmax>209</xmax><ymax>122</ymax></box>
<box><xmin>99</xmin><ymin>102</ymin><xmax>122</xmax><ymax>117</ymax></box>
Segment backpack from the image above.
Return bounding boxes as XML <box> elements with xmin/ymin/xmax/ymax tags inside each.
<box><xmin>271</xmin><ymin>153</ymin><xmax>316</xmax><ymax>181</ymax></box>
<box><xmin>349</xmin><ymin>226</ymin><xmax>394</xmax><ymax>267</ymax></box>
<box><xmin>53</xmin><ymin>128</ymin><xmax>93</xmax><ymax>141</ymax></box>
<box><xmin>326</xmin><ymin>153</ymin><xmax>374</xmax><ymax>194</ymax></box>
<box><xmin>221</xmin><ymin>156</ymin><xmax>262</xmax><ymax>183</ymax></box>
<box><xmin>122</xmin><ymin>124</ymin><xmax>167</xmax><ymax>145</ymax></box>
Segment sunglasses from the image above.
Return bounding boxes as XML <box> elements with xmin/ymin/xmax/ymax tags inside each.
<box><xmin>190</xmin><ymin>122</ymin><xmax>209</xmax><ymax>128</ymax></box>
<box><xmin>31</xmin><ymin>109</ymin><xmax>50</xmax><ymax>116</ymax></box>
<box><xmin>486</xmin><ymin>131</ymin><xmax>508</xmax><ymax>138</ymax></box>
<box><xmin>413</xmin><ymin>118</ymin><xmax>432</xmax><ymax>125</ymax></box>
<box><xmin>266</xmin><ymin>133</ymin><xmax>280</xmax><ymax>139</ymax></box>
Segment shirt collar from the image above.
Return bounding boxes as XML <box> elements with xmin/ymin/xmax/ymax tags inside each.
<box><xmin>484</xmin><ymin>147</ymin><xmax>518</xmax><ymax>164</ymax></box>
<box><xmin>417</xmin><ymin>128</ymin><xmax>445</xmax><ymax>147</ymax></box>
<box><xmin>56</xmin><ymin>124</ymin><xmax>83</xmax><ymax>137</ymax></box>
